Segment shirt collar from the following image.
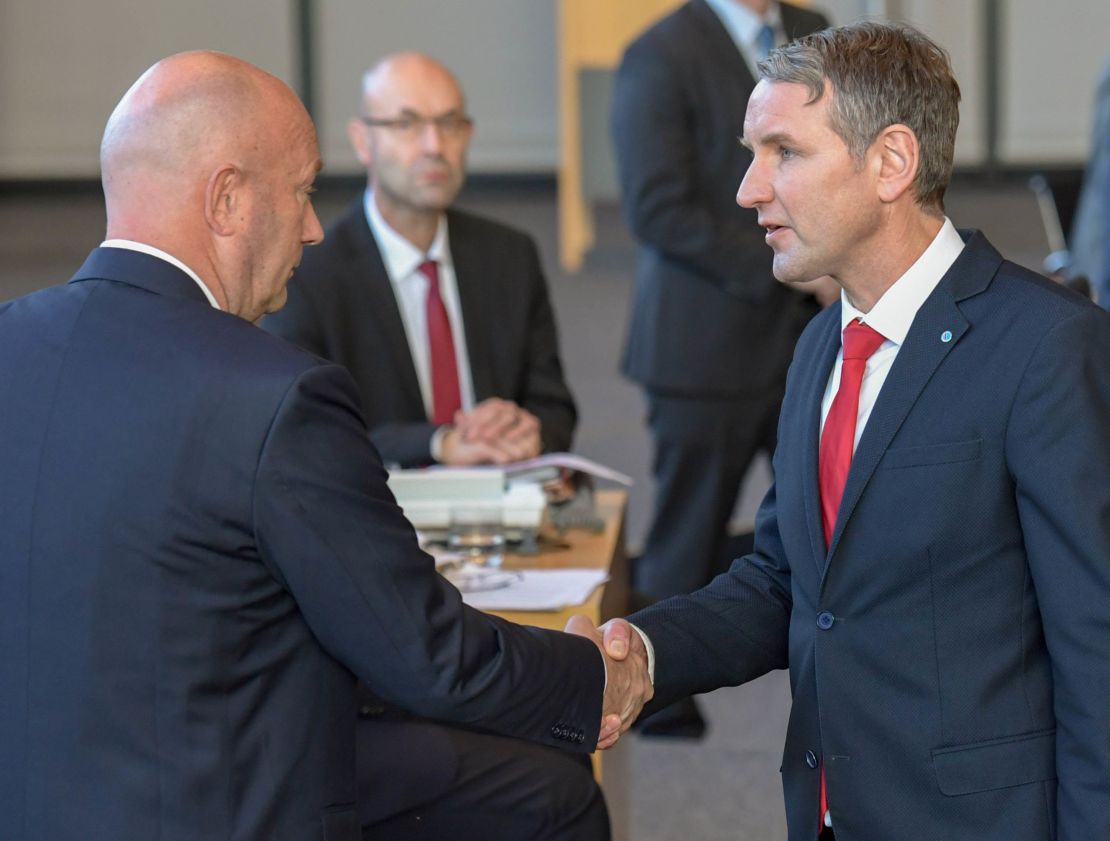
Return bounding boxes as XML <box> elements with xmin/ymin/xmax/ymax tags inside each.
<box><xmin>704</xmin><ymin>0</ymin><xmax>781</xmax><ymax>54</ymax></box>
<box><xmin>363</xmin><ymin>190</ymin><xmax>450</xmax><ymax>283</ymax></box>
<box><xmin>100</xmin><ymin>239</ymin><xmax>220</xmax><ymax>309</ymax></box>
<box><xmin>840</xmin><ymin>217</ymin><xmax>965</xmax><ymax>345</ymax></box>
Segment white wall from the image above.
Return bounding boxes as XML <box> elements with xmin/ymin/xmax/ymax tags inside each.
<box><xmin>0</xmin><ymin>0</ymin><xmax>295</xmax><ymax>177</ymax></box>
<box><xmin>1000</xmin><ymin>0</ymin><xmax>1110</xmax><ymax>163</ymax></box>
<box><xmin>316</xmin><ymin>0</ymin><xmax>557</xmax><ymax>174</ymax></box>
<box><xmin>0</xmin><ymin>1</ymin><xmax>1106</xmax><ymax>178</ymax></box>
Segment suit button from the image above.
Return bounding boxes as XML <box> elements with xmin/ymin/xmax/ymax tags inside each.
<box><xmin>805</xmin><ymin>750</ymin><xmax>819</xmax><ymax>769</ymax></box>
<box><xmin>550</xmin><ymin>725</ymin><xmax>562</xmax><ymax>739</ymax></box>
<box><xmin>816</xmin><ymin>611</ymin><xmax>835</xmax><ymax>630</ymax></box>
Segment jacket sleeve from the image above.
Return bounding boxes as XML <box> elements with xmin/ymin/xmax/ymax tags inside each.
<box><xmin>629</xmin><ymin>474</ymin><xmax>793</xmax><ymax>713</ymax></box>
<box><xmin>1005</xmin><ymin>305</ymin><xmax>1110</xmax><ymax>839</ymax></box>
<box><xmin>252</xmin><ymin>362</ymin><xmax>605</xmax><ymax>750</ymax></box>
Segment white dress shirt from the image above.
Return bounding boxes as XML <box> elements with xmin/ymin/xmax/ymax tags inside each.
<box><xmin>363</xmin><ymin>191</ymin><xmax>476</xmax><ymax>421</ymax></box>
<box><xmin>820</xmin><ymin>218</ymin><xmax>966</xmax><ymax>447</ymax></box>
<box><xmin>100</xmin><ymin>239</ymin><xmax>220</xmax><ymax>309</ymax></box>
<box><xmin>704</xmin><ymin>0</ymin><xmax>783</xmax><ymax>77</ymax></box>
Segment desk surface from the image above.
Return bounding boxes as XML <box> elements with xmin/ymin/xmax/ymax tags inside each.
<box><xmin>488</xmin><ymin>488</ymin><xmax>629</xmax><ymax>633</ymax></box>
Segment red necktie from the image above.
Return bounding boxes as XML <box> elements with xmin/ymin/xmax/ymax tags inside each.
<box><xmin>419</xmin><ymin>260</ymin><xmax>461</xmax><ymax>426</ymax></box>
<box><xmin>816</xmin><ymin>318</ymin><xmax>885</xmax><ymax>831</ymax></box>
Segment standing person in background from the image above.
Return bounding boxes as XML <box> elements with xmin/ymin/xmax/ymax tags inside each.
<box><xmin>610</xmin><ymin>0</ymin><xmax>830</xmax><ymax>736</ymax></box>
<box><xmin>264</xmin><ymin>53</ymin><xmax>576</xmax><ymax>468</ymax></box>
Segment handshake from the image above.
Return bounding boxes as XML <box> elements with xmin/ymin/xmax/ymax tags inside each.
<box><xmin>565</xmin><ymin>616</ymin><xmax>654</xmax><ymax>750</ymax></box>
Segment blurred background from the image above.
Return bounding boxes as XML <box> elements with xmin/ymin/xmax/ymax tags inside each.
<box><xmin>2</xmin><ymin>3</ymin><xmax>1106</xmax><ymax>838</ymax></box>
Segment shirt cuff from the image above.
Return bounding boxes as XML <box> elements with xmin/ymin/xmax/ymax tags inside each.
<box><xmin>596</xmin><ymin>624</ymin><xmax>655</xmax><ymax>691</ymax></box>
<box><xmin>429</xmin><ymin>425</ymin><xmax>450</xmax><ymax>463</ymax></box>
<box><xmin>631</xmin><ymin>623</ymin><xmax>656</xmax><ymax>685</ymax></box>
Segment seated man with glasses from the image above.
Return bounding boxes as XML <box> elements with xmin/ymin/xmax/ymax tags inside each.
<box><xmin>262</xmin><ymin>54</ymin><xmax>604</xmax><ymax>841</ymax></box>
<box><xmin>264</xmin><ymin>52</ymin><xmax>576</xmax><ymax>471</ymax></box>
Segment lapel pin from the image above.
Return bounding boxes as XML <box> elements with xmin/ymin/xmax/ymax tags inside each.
<box><xmin>941</xmin><ymin>330</ymin><xmax>953</xmax><ymax>343</ymax></box>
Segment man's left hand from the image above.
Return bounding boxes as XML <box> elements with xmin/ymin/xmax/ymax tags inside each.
<box><xmin>454</xmin><ymin>398</ymin><xmax>542</xmax><ymax>461</ymax></box>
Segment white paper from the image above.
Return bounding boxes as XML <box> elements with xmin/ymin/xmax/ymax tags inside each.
<box><xmin>460</xmin><ymin>568</ymin><xmax>609</xmax><ymax>611</ymax></box>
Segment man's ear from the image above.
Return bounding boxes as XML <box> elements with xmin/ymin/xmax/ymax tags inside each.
<box><xmin>204</xmin><ymin>164</ymin><xmax>242</xmax><ymax>236</ymax></box>
<box><xmin>347</xmin><ymin>119</ymin><xmax>372</xmax><ymax>168</ymax></box>
<box><xmin>875</xmin><ymin>124</ymin><xmax>919</xmax><ymax>204</ymax></box>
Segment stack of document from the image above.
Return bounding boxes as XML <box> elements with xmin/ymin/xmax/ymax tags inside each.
<box><xmin>459</xmin><ymin>568</ymin><xmax>610</xmax><ymax>611</ymax></box>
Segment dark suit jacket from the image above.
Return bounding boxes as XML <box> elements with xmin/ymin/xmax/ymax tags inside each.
<box><xmin>631</xmin><ymin>232</ymin><xmax>1110</xmax><ymax>840</ymax></box>
<box><xmin>262</xmin><ymin>200</ymin><xmax>577</xmax><ymax>465</ymax></box>
<box><xmin>612</xmin><ymin>0</ymin><xmax>827</xmax><ymax>396</ymax></box>
<box><xmin>0</xmin><ymin>248</ymin><xmax>603</xmax><ymax>841</ymax></box>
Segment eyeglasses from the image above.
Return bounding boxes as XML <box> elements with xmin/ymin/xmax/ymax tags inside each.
<box><xmin>361</xmin><ymin>113</ymin><xmax>474</xmax><ymax>140</ymax></box>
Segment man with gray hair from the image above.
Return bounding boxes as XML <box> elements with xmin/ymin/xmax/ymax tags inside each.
<box><xmin>0</xmin><ymin>51</ymin><xmax>647</xmax><ymax>841</ymax></box>
<box><xmin>599</xmin><ymin>21</ymin><xmax>1110</xmax><ymax>840</ymax></box>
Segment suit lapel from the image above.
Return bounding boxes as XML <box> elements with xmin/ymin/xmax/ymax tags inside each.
<box><xmin>448</xmin><ymin>213</ymin><xmax>496</xmax><ymax>401</ymax></box>
<box><xmin>823</xmin><ymin>233</ymin><xmax>1000</xmax><ymax>566</ymax></box>
<box><xmin>800</xmin><ymin>312</ymin><xmax>843</xmax><ymax>576</ymax></box>
<box><xmin>340</xmin><ymin>204</ymin><xmax>425</xmax><ymax>415</ymax></box>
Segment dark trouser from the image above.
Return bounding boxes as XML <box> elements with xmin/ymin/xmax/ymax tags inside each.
<box><xmin>635</xmin><ymin>385</ymin><xmax>783</xmax><ymax>600</ymax></box>
<box><xmin>360</xmin><ymin>718</ymin><xmax>609</xmax><ymax>841</ymax></box>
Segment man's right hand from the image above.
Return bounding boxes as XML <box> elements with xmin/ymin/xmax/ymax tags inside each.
<box><xmin>438</xmin><ymin>399</ymin><xmax>544</xmax><ymax>465</ymax></box>
<box><xmin>438</xmin><ymin>426</ymin><xmax>516</xmax><ymax>465</ymax></box>
<box><xmin>565</xmin><ymin>615</ymin><xmax>653</xmax><ymax>750</ymax></box>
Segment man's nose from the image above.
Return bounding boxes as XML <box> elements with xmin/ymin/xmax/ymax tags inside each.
<box><xmin>736</xmin><ymin>158</ymin><xmax>771</xmax><ymax>209</ymax></box>
<box><xmin>419</xmin><ymin>120</ymin><xmax>445</xmax><ymax>153</ymax></box>
<box><xmin>303</xmin><ymin>201</ymin><xmax>324</xmax><ymax>245</ymax></box>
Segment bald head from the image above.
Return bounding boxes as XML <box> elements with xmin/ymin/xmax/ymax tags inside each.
<box><xmin>100</xmin><ymin>51</ymin><xmax>323</xmax><ymax>321</ymax></box>
<box><xmin>359</xmin><ymin>52</ymin><xmax>465</xmax><ymax>115</ymax></box>
<box><xmin>102</xmin><ymin>52</ymin><xmax>306</xmax><ymax>228</ymax></box>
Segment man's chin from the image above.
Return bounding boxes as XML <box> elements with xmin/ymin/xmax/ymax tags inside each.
<box><xmin>415</xmin><ymin>181</ymin><xmax>463</xmax><ymax>210</ymax></box>
<box><xmin>257</xmin><ymin>289</ymin><xmax>288</xmax><ymax>321</ymax></box>
<box><xmin>772</xmin><ymin>260</ymin><xmax>809</xmax><ymax>286</ymax></box>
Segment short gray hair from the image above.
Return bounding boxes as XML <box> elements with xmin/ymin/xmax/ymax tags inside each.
<box><xmin>759</xmin><ymin>21</ymin><xmax>960</xmax><ymax>213</ymax></box>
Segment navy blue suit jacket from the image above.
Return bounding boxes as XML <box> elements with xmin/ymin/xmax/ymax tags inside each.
<box><xmin>0</xmin><ymin>248</ymin><xmax>603</xmax><ymax>841</ymax></box>
<box><xmin>631</xmin><ymin>232</ymin><xmax>1110</xmax><ymax>840</ymax></box>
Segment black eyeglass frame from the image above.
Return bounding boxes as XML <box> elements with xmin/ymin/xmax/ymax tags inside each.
<box><xmin>359</xmin><ymin>113</ymin><xmax>474</xmax><ymax>134</ymax></box>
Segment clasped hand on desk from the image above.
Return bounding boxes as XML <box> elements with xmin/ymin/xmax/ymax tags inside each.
<box><xmin>440</xmin><ymin>397</ymin><xmax>542</xmax><ymax>464</ymax></box>
<box><xmin>565</xmin><ymin>615</ymin><xmax>653</xmax><ymax>750</ymax></box>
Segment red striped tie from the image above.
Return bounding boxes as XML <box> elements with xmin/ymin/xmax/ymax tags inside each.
<box><xmin>816</xmin><ymin>318</ymin><xmax>886</xmax><ymax>830</ymax></box>
<box><xmin>419</xmin><ymin>260</ymin><xmax>461</xmax><ymax>426</ymax></box>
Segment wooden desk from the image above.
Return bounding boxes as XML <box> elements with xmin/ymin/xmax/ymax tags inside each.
<box><xmin>486</xmin><ymin>489</ymin><xmax>628</xmax><ymax>782</ymax></box>
<box><xmin>486</xmin><ymin>489</ymin><xmax>629</xmax><ymax>631</ymax></box>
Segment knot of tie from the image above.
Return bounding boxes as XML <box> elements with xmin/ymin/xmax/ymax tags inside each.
<box><xmin>418</xmin><ymin>259</ymin><xmax>440</xmax><ymax>291</ymax></box>
<box><xmin>842</xmin><ymin>319</ymin><xmax>886</xmax><ymax>361</ymax></box>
